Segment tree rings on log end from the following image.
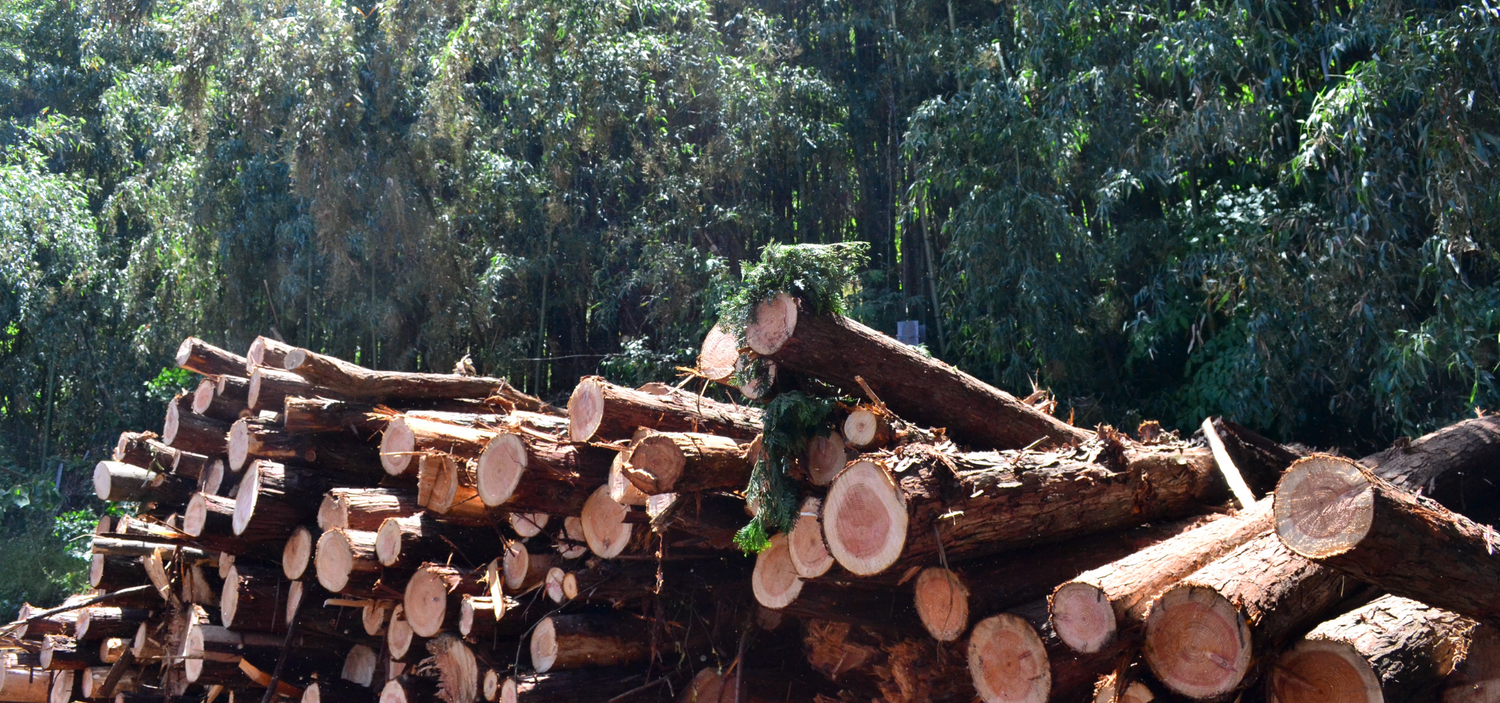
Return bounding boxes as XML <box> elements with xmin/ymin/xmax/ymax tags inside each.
<box><xmin>698</xmin><ymin>324</ymin><xmax>740</xmax><ymax>383</ymax></box>
<box><xmin>227</xmin><ymin>418</ymin><xmax>251</xmax><ymax>472</ymax></box>
<box><xmin>509</xmin><ymin>512</ymin><xmax>549</xmax><ymax>538</ymax></box>
<box><xmin>316</xmin><ymin>529</ymin><xmax>358</xmax><ymax>593</ymax></box>
<box><xmin>752</xmin><ymin>534</ymin><xmax>804</xmax><ymax>609</ymax></box>
<box><xmin>530</xmin><ymin>617</ymin><xmax>559</xmax><ymax>673</ymax></box>
<box><xmin>914</xmin><ymin>567</ymin><xmax>970</xmax><ymax>642</ymax></box>
<box><xmin>805</xmin><ymin>431</ymin><xmax>848</xmax><ymax>487</ymax></box>
<box><xmin>283</xmin><ymin>526</ymin><xmax>313</xmax><ymax>581</ymax></box>
<box><xmin>380</xmin><ymin>418</ymin><xmax>417</xmax><ymax>477</ymax></box>
<box><xmin>787</xmin><ymin>497</ymin><xmax>833</xmax><ymax>578</ymax></box>
<box><xmin>822</xmin><ymin>460</ymin><xmax>907</xmax><ymax>576</ymax></box>
<box><xmin>746</xmin><ymin>292</ymin><xmax>799</xmax><ymax>356</ymax></box>
<box><xmin>545</xmin><ymin>568</ymin><xmax>566</xmax><ymax>603</ymax></box>
<box><xmin>581</xmin><ymin>485</ymin><xmax>632</xmax><ymax>559</ymax></box>
<box><xmin>843</xmin><ymin>408</ymin><xmax>889</xmax><ymax>449</ymax></box>
<box><xmin>1274</xmin><ymin>454</ymin><xmax>1375</xmax><ymax>560</ymax></box>
<box><xmin>476</xmin><ymin>434</ymin><xmax>528</xmax><ymax>507</ymax></box>
<box><xmin>192</xmin><ymin>379</ymin><xmax>217</xmax><ymax>415</ymax></box>
<box><xmin>482</xmin><ymin>670</ymin><xmax>501</xmax><ymax>702</ymax></box>
<box><xmin>626</xmin><ymin>433</ymin><xmax>686</xmax><ymax>494</ymax></box>
<box><xmin>499</xmin><ymin>677</ymin><xmax>517</xmax><ymax>703</ymax></box>
<box><xmin>1051</xmin><ymin>582</ymin><xmax>1117</xmax><ymax>654</ymax></box>
<box><xmin>969</xmin><ymin>613</ymin><xmax>1050</xmax><ymax>703</ymax></box>
<box><xmin>364</xmin><ymin>601</ymin><xmax>392</xmax><ymax>637</ymax></box>
<box><xmin>387</xmin><ymin>604</ymin><xmax>418</xmax><ymax>660</ymax></box>
<box><xmin>404</xmin><ymin>566</ymin><xmax>455</xmax><ymax>638</ymax></box>
<box><xmin>1143</xmin><ymin>584</ymin><xmax>1252</xmax><ymax>700</ymax></box>
<box><xmin>567</xmin><ymin>377</ymin><xmax>606</xmax><ymax>443</ymax></box>
<box><xmin>1268</xmin><ymin>639</ymin><xmax>1381</xmax><ymax>703</ymax></box>
<box><xmin>231</xmin><ymin>461</ymin><xmax>264</xmax><ymax>535</ymax></box>
<box><xmin>501</xmin><ymin>541</ymin><xmax>531</xmax><ymax>592</ymax></box>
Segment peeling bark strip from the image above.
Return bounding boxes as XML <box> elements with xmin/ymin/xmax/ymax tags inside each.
<box><xmin>745</xmin><ymin>292</ymin><xmax>1090</xmax><ymax>449</ymax></box>
<box><xmin>1275</xmin><ymin>454</ymin><xmax>1500</xmax><ymax>624</ymax></box>
<box><xmin>821</xmin><ymin>437</ymin><xmax>1222</xmax><ymax>576</ymax></box>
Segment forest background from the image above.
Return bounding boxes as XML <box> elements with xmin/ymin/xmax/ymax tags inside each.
<box><xmin>3</xmin><ymin>0</ymin><xmax>1498</xmax><ymax>613</ymax></box>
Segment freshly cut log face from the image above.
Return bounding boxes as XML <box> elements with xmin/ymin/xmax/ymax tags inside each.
<box><xmin>697</xmin><ymin>323</ymin><xmax>740</xmax><ymax>382</ymax></box>
<box><xmin>914</xmin><ymin>568</ymin><xmax>970</xmax><ymax>642</ymax></box>
<box><xmin>163</xmin><ymin>393</ymin><xmax>229</xmax><ymax>455</ymax></box>
<box><xmin>380</xmin><ymin>415</ymin><xmax>496</xmax><ymax>477</ymax></box>
<box><xmin>1274</xmin><ymin>454</ymin><xmax>1500</xmax><ymax>623</ymax></box>
<box><xmin>580</xmin><ymin>485</ymin><xmax>632</xmax><ymax>559</ymax></box>
<box><xmin>510</xmin><ymin>512</ymin><xmax>549</xmax><ymax>538</ymax></box>
<box><xmin>968</xmin><ymin>613</ymin><xmax>1051</xmax><ymax>703</ymax></box>
<box><xmin>1144</xmin><ymin>585</ymin><xmax>1251</xmax><ymax>700</ymax></box>
<box><xmin>428</xmin><ymin>634</ymin><xmax>479</xmax><ymax>703</ymax></box>
<box><xmin>821</xmin><ymin>460</ymin><xmax>908</xmax><ymax>576</ymax></box>
<box><xmin>93</xmin><ymin>461</ymin><xmax>190</xmax><ymax>504</ymax></box>
<box><xmin>316</xmin><ymin>529</ymin><xmax>381</xmax><ymax>594</ymax></box>
<box><xmin>192</xmin><ymin>377</ymin><xmax>246</xmax><ymax>423</ymax></box>
<box><xmin>247</xmin><ymin>335</ymin><xmax>294</xmax><ymax>372</ymax></box>
<box><xmin>787</xmin><ymin>497</ymin><xmax>833</xmax><ymax>578</ymax></box>
<box><xmin>282</xmin><ymin>526</ymin><xmax>313</xmax><ymax>580</ymax></box>
<box><xmin>746</xmin><ymin>292</ymin><xmax>1090</xmax><ymax>450</ymax></box>
<box><xmin>386</xmin><ymin>604</ymin><xmax>426</xmax><ymax>661</ymax></box>
<box><xmin>341</xmin><ymin>644</ymin><xmax>379</xmax><ymax>687</ymax></box>
<box><xmin>176</xmin><ymin>337</ymin><xmax>248</xmax><ymax>377</ymax></box>
<box><xmin>417</xmin><ymin>453</ymin><xmax>490</xmax><ymax>524</ymax></box>
<box><xmin>474</xmin><ymin>431</ymin><xmax>613</xmax><ymax>512</ymax></box>
<box><xmin>528</xmin><ymin>614</ymin><xmax>652</xmax><ymax>673</ymax></box>
<box><xmin>566</xmin><ymin>375</ymin><xmax>763</xmax><ymax>443</ymax></box>
<box><xmin>1270</xmin><ymin>595</ymin><xmax>1474</xmax><ymax>703</ymax></box>
<box><xmin>622</xmin><ymin>431</ymin><xmax>750</xmax><ymax>494</ymax></box>
<box><xmin>805</xmin><ymin>430</ymin><xmax>849</xmax><ymax>486</ymax></box>
<box><xmin>751</xmin><ymin>534</ymin><xmax>803</xmax><ymax>609</ymax></box>
<box><xmin>1050</xmin><ymin>499</ymin><xmax>1273</xmax><ymax>654</ymax></box>
<box><xmin>403</xmin><ymin>564</ymin><xmax>483</xmax><ymax>638</ymax></box>
<box><xmin>843</xmin><ymin>406</ymin><xmax>892</xmax><ymax>450</ymax></box>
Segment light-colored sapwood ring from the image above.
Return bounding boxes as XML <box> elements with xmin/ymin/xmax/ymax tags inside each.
<box><xmin>1142</xmin><ymin>584</ymin><xmax>1252</xmax><ymax>700</ymax></box>
<box><xmin>530</xmin><ymin>617</ymin><xmax>560</xmax><ymax>673</ymax></box>
<box><xmin>914</xmin><ymin>567</ymin><xmax>970</xmax><ymax>642</ymax></box>
<box><xmin>843</xmin><ymin>408</ymin><xmax>888</xmax><ymax>449</ymax></box>
<box><xmin>698</xmin><ymin>324</ymin><xmax>740</xmax><ymax>382</ymax></box>
<box><xmin>545</xmin><ymin>568</ymin><xmax>566</xmax><ymax>603</ymax></box>
<box><xmin>822</xmin><ymin>459</ymin><xmax>908</xmax><ymax>576</ymax></box>
<box><xmin>316</xmin><ymin>529</ymin><xmax>360</xmax><ymax>593</ymax></box>
<box><xmin>1273</xmin><ymin>455</ymin><xmax>1375</xmax><ymax>560</ymax></box>
<box><xmin>567</xmin><ymin>377</ymin><xmax>606</xmax><ymax>443</ymax></box>
<box><xmin>581</xmin><ymin>485</ymin><xmax>632</xmax><ymax>559</ymax></box>
<box><xmin>1051</xmin><ymin>581</ymin><xmax>1117</xmax><ymax>654</ymax></box>
<box><xmin>752</xmin><ymin>533</ymin><xmax>804</xmax><ymax>609</ymax></box>
<box><xmin>341</xmin><ymin>644</ymin><xmax>378</xmax><ymax>687</ymax></box>
<box><xmin>1268</xmin><ymin>639</ymin><xmax>1381</xmax><ymax>703</ymax></box>
<box><xmin>380</xmin><ymin>417</ymin><xmax>418</xmax><ymax>476</ymax></box>
<box><xmin>969</xmin><ymin>613</ymin><xmax>1051</xmax><ymax>703</ymax></box>
<box><xmin>787</xmin><ymin>497</ymin><xmax>833</xmax><ymax>578</ymax></box>
<box><xmin>476</xmin><ymin>433</ymin><xmax>527</xmax><ymax>507</ymax></box>
<box><xmin>282</xmin><ymin>526</ymin><xmax>313</xmax><ymax>580</ymax></box>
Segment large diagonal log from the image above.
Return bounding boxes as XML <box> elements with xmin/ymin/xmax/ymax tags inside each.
<box><xmin>744</xmin><ymin>292</ymin><xmax>1089</xmax><ymax>449</ymax></box>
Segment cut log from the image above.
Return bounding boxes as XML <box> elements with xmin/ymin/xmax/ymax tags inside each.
<box><xmin>474</xmin><ymin>432</ymin><xmax>613</xmax><ymax>513</ymax></box>
<box><xmin>566</xmin><ymin>376</ymin><xmax>763</xmax><ymax>443</ymax></box>
<box><xmin>428</xmin><ymin>634</ymin><xmax>479</xmax><ymax>703</ymax></box>
<box><xmin>499</xmin><ymin>668</ymin><xmax>664</xmax><ymax>703</ymax></box>
<box><xmin>341</xmin><ymin>644</ymin><xmax>380</xmax><ymax>688</ymax></box>
<box><xmin>509</xmin><ymin>513</ymin><xmax>549</xmax><ymax>539</ymax></box>
<box><xmin>182</xmin><ymin>492</ymin><xmax>237</xmax><ymax>541</ymax></box>
<box><xmin>820</xmin><ymin>438</ymin><xmax>1220</xmax><ymax>576</ymax></box>
<box><xmin>914</xmin><ymin>568</ymin><xmax>969</xmax><ymax>642</ymax></box>
<box><xmin>607</xmin><ymin>432</ymin><xmax>650</xmax><ymax>506</ymax></box>
<box><xmin>193</xmin><ymin>378</ymin><xmax>248</xmax><ymax>423</ymax></box>
<box><xmin>1275</xmin><ymin>454</ymin><xmax>1500</xmax><ymax>624</ymax></box>
<box><xmin>247</xmin><ymin>336</ymin><xmax>295</xmax><ymax>371</ymax></box>
<box><xmin>403</xmin><ymin>564</ymin><xmax>485</xmax><ymax>638</ymax></box>
<box><xmin>112</xmin><ymin>432</ymin><xmax>176</xmax><ymax>474</ymax></box>
<box><xmin>1269</xmin><ymin>595</ymin><xmax>1474</xmax><ymax>703</ymax></box>
<box><xmin>1050</xmin><ymin>499</ymin><xmax>1272</xmax><ymax>654</ymax></box>
<box><xmin>381</xmin><ymin>677</ymin><xmax>440</xmax><ymax>703</ymax></box>
<box><xmin>751</xmin><ymin>534</ymin><xmax>803</xmax><ymax>609</ymax></box>
<box><xmin>282</xmin><ymin>526</ymin><xmax>314</xmax><ymax>580</ymax></box>
<box><xmin>233</xmin><ymin>460</ymin><xmax>336</xmax><ymax>538</ymax></box>
<box><xmin>375</xmin><ymin>515</ymin><xmax>482</xmax><ymax>570</ymax></box>
<box><xmin>529</xmin><ymin>613</ymin><xmax>653</xmax><ymax>673</ymax></box>
<box><xmin>321</xmin><ymin>487</ymin><xmax>423</xmax><ymax>532</ymax></box>
<box><xmin>844</xmin><ymin>406</ymin><xmax>893</xmax><ymax>450</ymax></box>
<box><xmin>250</xmin><ymin>367</ymin><xmax>341</xmax><ymax>412</ymax></box>
<box><xmin>697</xmin><ymin>323</ymin><xmax>740</xmax><ymax>383</ymax></box>
<box><xmin>968</xmin><ymin>614</ymin><xmax>1050</xmax><ymax>703</ymax></box>
<box><xmin>804</xmin><ymin>430</ymin><xmax>849</xmax><ymax>487</ymax></box>
<box><xmin>90</xmin><ymin>554</ymin><xmax>147</xmax><ymax>592</ymax></box>
<box><xmin>39</xmin><ymin>636</ymin><xmax>91</xmax><ymax>670</ymax></box>
<box><xmin>457</xmin><ymin>595</ymin><xmax>526</xmax><ymax>642</ymax></box>
<box><xmin>1141</xmin><ymin>531</ymin><xmax>1355</xmax><ymax>700</ymax></box>
<box><xmin>1365</xmin><ymin>415</ymin><xmax>1500</xmax><ymax>525</ymax></box>
<box><xmin>315</xmin><ymin>528</ymin><xmax>386</xmax><ymax>595</ymax></box>
<box><xmin>74</xmin><ymin>608</ymin><xmax>151</xmax><ymax>641</ymax></box>
<box><xmin>580</xmin><ymin>485</ymin><xmax>632</xmax><ymax>559</ymax></box>
<box><xmin>1444</xmin><ymin>624</ymin><xmax>1500</xmax><ymax>702</ymax></box>
<box><xmin>0</xmin><ymin>666</ymin><xmax>50</xmax><ymax>703</ymax></box>
<box><xmin>229</xmin><ymin>417</ymin><xmax>380</xmax><ymax>475</ymax></box>
<box><xmin>170</xmin><ymin>449</ymin><xmax>210</xmax><ymax>481</ymax></box>
<box><xmin>220</xmin><ymin>564</ymin><xmax>289</xmax><ymax>633</ymax></box>
<box><xmin>284</xmin><ymin>347</ymin><xmax>522</xmax><ymax>404</ymax></box>
<box><xmin>1093</xmin><ymin>677</ymin><xmax>1155</xmax><ymax>703</ymax></box>
<box><xmin>303</xmin><ymin>679</ymin><xmax>379</xmax><ymax>703</ymax></box>
<box><xmin>283</xmin><ymin>397</ymin><xmax>384</xmax><ymax>436</ymax></box>
<box><xmin>177</xmin><ymin>338</ymin><xmax>249</xmax><ymax>377</ymax></box>
<box><xmin>198</xmin><ymin>457</ymin><xmax>228</xmax><ymax>496</ymax></box>
<box><xmin>787</xmin><ymin>497</ymin><xmax>833</xmax><ymax>578</ymax></box>
<box><xmin>163</xmin><ymin>393</ymin><xmax>230</xmax><ymax>455</ymax></box>
<box><xmin>502</xmin><ymin>541</ymin><xmax>556</xmax><ymax>593</ymax></box>
<box><xmin>79</xmin><ymin>664</ymin><xmax>139</xmax><ymax>699</ymax></box>
<box><xmin>385</xmin><ymin>604</ymin><xmax>428</xmax><ymax>662</ymax></box>
<box><xmin>93</xmin><ymin>461</ymin><xmax>192</xmax><ymax>505</ymax></box>
<box><xmin>622</xmin><ymin>431</ymin><xmax>751</xmax><ymax>494</ymax></box>
<box><xmin>380</xmin><ymin>415</ymin><xmax>497</xmax><ymax>478</ymax></box>
<box><xmin>45</xmin><ymin>670</ymin><xmax>74</xmax><ymax>703</ymax></box>
<box><xmin>745</xmin><ymin>292</ymin><xmax>1090</xmax><ymax>449</ymax></box>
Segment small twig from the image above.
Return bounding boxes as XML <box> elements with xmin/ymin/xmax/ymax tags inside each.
<box><xmin>606</xmin><ymin>676</ymin><xmax>665</xmax><ymax>702</ymax></box>
<box><xmin>853</xmin><ymin>375</ymin><xmax>887</xmax><ymax>411</ymax></box>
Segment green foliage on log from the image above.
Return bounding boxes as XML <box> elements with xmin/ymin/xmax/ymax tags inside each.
<box><xmin>735</xmin><ymin>391</ymin><xmax>837</xmax><ymax>553</ymax></box>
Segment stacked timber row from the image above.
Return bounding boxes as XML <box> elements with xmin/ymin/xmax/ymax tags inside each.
<box><xmin>5</xmin><ymin>292</ymin><xmax>1500</xmax><ymax>703</ymax></box>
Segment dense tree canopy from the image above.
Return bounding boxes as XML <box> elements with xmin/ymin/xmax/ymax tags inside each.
<box><xmin>3</xmin><ymin>0</ymin><xmax>1499</xmax><ymax>607</ymax></box>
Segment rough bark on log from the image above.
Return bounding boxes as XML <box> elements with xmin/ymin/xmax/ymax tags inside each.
<box><xmin>621</xmin><ymin>431</ymin><xmax>752</xmax><ymax>494</ymax></box>
<box><xmin>428</xmin><ymin>634</ymin><xmax>479</xmax><ymax>703</ymax></box>
<box><xmin>380</xmin><ymin>415</ymin><xmax>496</xmax><ymax>478</ymax></box>
<box><xmin>93</xmin><ymin>461</ymin><xmax>192</xmax><ymax>505</ymax></box>
<box><xmin>284</xmin><ymin>347</ymin><xmax>530</xmax><ymax>405</ymax></box>
<box><xmin>745</xmin><ymin>292</ymin><xmax>1089</xmax><ymax>450</ymax></box>
<box><xmin>233</xmin><ymin>460</ymin><xmax>339</xmax><ymax>538</ymax></box>
<box><xmin>193</xmin><ymin>378</ymin><xmax>249</xmax><ymax>423</ymax></box>
<box><xmin>249</xmin><ymin>367</ymin><xmax>341</xmax><ymax>412</ymax></box>
<box><xmin>1275</xmin><ymin>454</ymin><xmax>1500</xmax><ymax>624</ymax></box>
<box><xmin>220</xmin><ymin>564</ymin><xmax>290</xmax><ymax>633</ymax></box>
<box><xmin>0</xmin><ymin>666</ymin><xmax>50</xmax><ymax>703</ymax></box>
<box><xmin>375</xmin><ymin>515</ymin><xmax>483</xmax><ymax>570</ymax></box>
<box><xmin>39</xmin><ymin>637</ymin><xmax>91</xmax><ymax>671</ymax></box>
<box><xmin>89</xmin><ymin>555</ymin><xmax>147</xmax><ymax>592</ymax></box>
<box><xmin>163</xmin><ymin>393</ymin><xmax>230</xmax><ymax>456</ymax></box>
<box><xmin>1269</xmin><ymin>595</ymin><xmax>1474</xmax><ymax>703</ymax></box>
<box><xmin>320</xmin><ymin>488</ymin><xmax>423</xmax><ymax>532</ymax></box>
<box><xmin>820</xmin><ymin>438</ymin><xmax>1220</xmax><ymax>576</ymax></box>
<box><xmin>566</xmin><ymin>376</ymin><xmax>763</xmax><ymax>443</ymax></box>
<box><xmin>1050</xmin><ymin>500</ymin><xmax>1271</xmax><ymax>654</ymax></box>
<box><xmin>528</xmin><ymin>613</ymin><xmax>653</xmax><ymax>673</ymax></box>
<box><xmin>415</xmin><ymin>453</ymin><xmax>491</xmax><ymax>525</ymax></box>
<box><xmin>247</xmin><ymin>336</ymin><xmax>295</xmax><ymax>372</ymax></box>
<box><xmin>474</xmin><ymin>432</ymin><xmax>614</xmax><ymax>512</ymax></box>
<box><xmin>74</xmin><ymin>608</ymin><xmax>152</xmax><ymax>641</ymax></box>
<box><xmin>315</xmin><ymin>529</ymin><xmax>385</xmax><ymax>595</ymax></box>
<box><xmin>1444</xmin><ymin>624</ymin><xmax>1500</xmax><ymax>702</ymax></box>
<box><xmin>402</xmin><ymin>564</ymin><xmax>485</xmax><ymax>638</ymax></box>
<box><xmin>967</xmin><ymin>600</ymin><xmax>1129</xmax><ymax>703</ymax></box>
<box><xmin>177</xmin><ymin>338</ymin><xmax>249</xmax><ymax>378</ymax></box>
<box><xmin>229</xmin><ymin>417</ymin><xmax>381</xmax><ymax>476</ymax></box>
<box><xmin>1141</xmin><ymin>531</ymin><xmax>1357</xmax><ymax>700</ymax></box>
<box><xmin>1364</xmin><ymin>415</ymin><xmax>1500</xmax><ymax>525</ymax></box>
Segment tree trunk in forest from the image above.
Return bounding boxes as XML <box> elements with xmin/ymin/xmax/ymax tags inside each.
<box><xmin>744</xmin><ymin>292</ymin><xmax>1090</xmax><ymax>449</ymax></box>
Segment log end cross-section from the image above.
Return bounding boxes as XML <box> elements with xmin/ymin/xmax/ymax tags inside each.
<box><xmin>968</xmin><ymin>613</ymin><xmax>1050</xmax><ymax>703</ymax></box>
<box><xmin>1142</xmin><ymin>584</ymin><xmax>1252</xmax><ymax>700</ymax></box>
<box><xmin>914</xmin><ymin>568</ymin><xmax>970</xmax><ymax>642</ymax></box>
<box><xmin>1274</xmin><ymin>455</ymin><xmax>1376</xmax><ymax>560</ymax></box>
<box><xmin>751</xmin><ymin>534</ymin><xmax>803</xmax><ymax>609</ymax></box>
<box><xmin>822</xmin><ymin>460</ymin><xmax>908</xmax><ymax>576</ymax></box>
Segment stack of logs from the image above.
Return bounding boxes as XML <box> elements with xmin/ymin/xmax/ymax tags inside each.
<box><xmin>5</xmin><ymin>289</ymin><xmax>1500</xmax><ymax>703</ymax></box>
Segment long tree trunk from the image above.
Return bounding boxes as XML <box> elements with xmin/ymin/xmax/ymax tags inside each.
<box><xmin>566</xmin><ymin>376</ymin><xmax>763</xmax><ymax>443</ymax></box>
<box><xmin>621</xmin><ymin>430</ymin><xmax>753</xmax><ymax>494</ymax></box>
<box><xmin>176</xmin><ymin>338</ymin><xmax>249</xmax><ymax>378</ymax></box>
<box><xmin>744</xmin><ymin>292</ymin><xmax>1089</xmax><ymax>449</ymax></box>
<box><xmin>1269</xmin><ymin>595</ymin><xmax>1475</xmax><ymax>703</ymax></box>
<box><xmin>1275</xmin><ymin>454</ymin><xmax>1500</xmax><ymax>624</ymax></box>
<box><xmin>284</xmin><ymin>347</ymin><xmax>545</xmax><ymax>407</ymax></box>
